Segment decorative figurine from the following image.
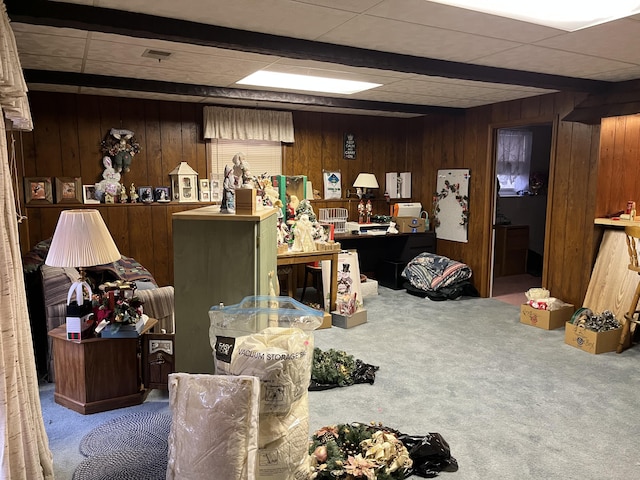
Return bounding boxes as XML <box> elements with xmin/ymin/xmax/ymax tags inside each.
<box><xmin>221</xmin><ymin>164</ymin><xmax>235</xmax><ymax>213</ymax></box>
<box><xmin>365</xmin><ymin>200</ymin><xmax>372</xmax><ymax>224</ymax></box>
<box><xmin>95</xmin><ymin>156</ymin><xmax>121</xmax><ymax>203</ymax></box>
<box><xmin>120</xmin><ymin>184</ymin><xmax>128</xmax><ymax>203</ymax></box>
<box><xmin>358</xmin><ymin>200</ymin><xmax>365</xmax><ymax>224</ymax></box>
<box><xmin>129</xmin><ymin>183</ymin><xmax>139</xmax><ymax>203</ymax></box>
<box><xmin>292</xmin><ymin>214</ymin><xmax>316</xmax><ymax>252</ymax></box>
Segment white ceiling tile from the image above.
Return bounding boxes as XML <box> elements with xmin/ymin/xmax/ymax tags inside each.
<box><xmin>293</xmin><ymin>0</ymin><xmax>382</xmax><ymax>13</ymax></box>
<box><xmin>13</xmin><ymin>30</ymin><xmax>87</xmax><ymax>58</ymax></box>
<box><xmin>87</xmin><ymin>32</ymin><xmax>276</xmax><ymax>61</ymax></box>
<box><xmin>86</xmin><ymin>39</ymin><xmax>270</xmax><ymax>81</ymax></box>
<box><xmin>365</xmin><ymin>0</ymin><xmax>563</xmax><ymax>43</ymax></box>
<box><xmin>270</xmin><ymin>58</ymin><xmax>415</xmax><ymax>80</ymax></box>
<box><xmin>474</xmin><ymin>45</ymin><xmax>635</xmax><ymax>79</ymax></box>
<box><xmin>534</xmin><ymin>18</ymin><xmax>640</xmax><ymax>65</ymax></box>
<box><xmin>318</xmin><ymin>15</ymin><xmax>520</xmax><ymax>62</ymax></box>
<box><xmin>10</xmin><ymin>23</ymin><xmax>88</xmax><ymax>39</ymax></box>
<box><xmin>87</xmin><ymin>0</ymin><xmax>357</xmax><ymax>40</ymax></box>
<box><xmin>16</xmin><ymin>53</ymin><xmax>83</xmax><ymax>72</ymax></box>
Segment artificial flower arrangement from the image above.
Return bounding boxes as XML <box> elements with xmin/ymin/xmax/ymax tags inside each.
<box><xmin>91</xmin><ymin>280</ymin><xmax>144</xmax><ymax>333</ymax></box>
<box><xmin>309</xmin><ymin>422</ymin><xmax>459</xmax><ymax>480</ymax></box>
<box><xmin>309</xmin><ymin>423</ymin><xmax>413</xmax><ymax>480</ymax></box>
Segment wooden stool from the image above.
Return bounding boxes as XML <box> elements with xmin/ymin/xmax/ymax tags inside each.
<box><xmin>617</xmin><ymin>225</ymin><xmax>640</xmax><ymax>353</ymax></box>
<box><xmin>301</xmin><ymin>264</ymin><xmax>323</xmax><ymax>304</ymax></box>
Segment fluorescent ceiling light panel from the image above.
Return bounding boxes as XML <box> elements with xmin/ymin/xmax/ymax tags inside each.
<box><xmin>427</xmin><ymin>0</ymin><xmax>640</xmax><ymax>31</ymax></box>
<box><xmin>237</xmin><ymin>71</ymin><xmax>381</xmax><ymax>94</ymax></box>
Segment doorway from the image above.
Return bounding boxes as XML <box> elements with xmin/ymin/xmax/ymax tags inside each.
<box><xmin>491</xmin><ymin>123</ymin><xmax>553</xmax><ymax>305</ymax></box>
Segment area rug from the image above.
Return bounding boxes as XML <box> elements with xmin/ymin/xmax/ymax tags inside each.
<box><xmin>73</xmin><ymin>412</ymin><xmax>171</xmax><ymax>480</ymax></box>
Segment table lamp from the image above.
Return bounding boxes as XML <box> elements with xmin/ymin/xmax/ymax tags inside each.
<box><xmin>45</xmin><ymin>210</ymin><xmax>121</xmax><ymax>338</ymax></box>
<box><xmin>353</xmin><ymin>173</ymin><xmax>379</xmax><ymax>199</ymax></box>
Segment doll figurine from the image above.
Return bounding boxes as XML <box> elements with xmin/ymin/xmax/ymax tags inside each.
<box><xmin>358</xmin><ymin>200</ymin><xmax>365</xmax><ymax>224</ymax></box>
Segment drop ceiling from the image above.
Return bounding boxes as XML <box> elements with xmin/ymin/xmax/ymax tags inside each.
<box><xmin>8</xmin><ymin>0</ymin><xmax>640</xmax><ymax>118</ymax></box>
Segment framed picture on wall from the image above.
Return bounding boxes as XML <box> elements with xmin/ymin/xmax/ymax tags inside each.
<box><xmin>82</xmin><ymin>184</ymin><xmax>100</xmax><ymax>204</ymax></box>
<box><xmin>24</xmin><ymin>177</ymin><xmax>53</xmax><ymax>204</ymax></box>
<box><xmin>55</xmin><ymin>177</ymin><xmax>82</xmax><ymax>204</ymax></box>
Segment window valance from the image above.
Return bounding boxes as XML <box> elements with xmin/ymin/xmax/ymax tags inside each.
<box><xmin>203</xmin><ymin>106</ymin><xmax>294</xmax><ymax>142</ymax></box>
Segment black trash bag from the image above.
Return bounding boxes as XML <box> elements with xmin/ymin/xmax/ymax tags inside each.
<box><xmin>399</xmin><ymin>432</ymin><xmax>459</xmax><ymax>478</ymax></box>
<box><xmin>405</xmin><ymin>280</ymin><xmax>479</xmax><ymax>301</ymax></box>
<box><xmin>309</xmin><ymin>348</ymin><xmax>379</xmax><ymax>391</ymax></box>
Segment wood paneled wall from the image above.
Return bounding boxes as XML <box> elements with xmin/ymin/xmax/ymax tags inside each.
<box><xmin>17</xmin><ymin>92</ymin><xmax>209</xmax><ymax>287</ymax></box>
<box><xmin>16</xmin><ymin>90</ymin><xmax>632</xmax><ymax>308</ymax></box>
<box><xmin>410</xmin><ymin>92</ymin><xmax>603</xmax><ymax>308</ymax></box>
<box><xmin>595</xmin><ymin>114</ymin><xmax>640</xmax><ymax>217</ymax></box>
<box><xmin>16</xmin><ymin>93</ymin><xmax>421</xmax><ymax>287</ymax></box>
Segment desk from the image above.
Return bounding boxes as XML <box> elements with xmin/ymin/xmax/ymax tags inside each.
<box><xmin>277</xmin><ymin>249</ymin><xmax>339</xmax><ymax>311</ymax></box>
<box><xmin>335</xmin><ymin>231</ymin><xmax>436</xmax><ymax>276</ymax></box>
<box><xmin>49</xmin><ymin>319</ymin><xmax>157</xmax><ymax>414</ymax></box>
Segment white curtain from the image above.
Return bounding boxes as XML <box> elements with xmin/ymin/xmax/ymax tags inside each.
<box><xmin>496</xmin><ymin>129</ymin><xmax>532</xmax><ymax>194</ymax></box>
<box><xmin>0</xmin><ymin>3</ymin><xmax>55</xmax><ymax>479</ymax></box>
<box><xmin>203</xmin><ymin>106</ymin><xmax>294</xmax><ymax>142</ymax></box>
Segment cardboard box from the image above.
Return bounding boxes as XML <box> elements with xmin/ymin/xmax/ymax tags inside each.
<box><xmin>235</xmin><ymin>188</ymin><xmax>256</xmax><ymax>215</ymax></box>
<box><xmin>564</xmin><ymin>322</ymin><xmax>622</xmax><ymax>354</ymax></box>
<box><xmin>331</xmin><ymin>309</ymin><xmax>367</xmax><ymax>329</ymax></box>
<box><xmin>361</xmin><ymin>279</ymin><xmax>378</xmax><ymax>298</ymax></box>
<box><xmin>520</xmin><ymin>303</ymin><xmax>574</xmax><ymax>330</ymax></box>
<box><xmin>394</xmin><ymin>216</ymin><xmax>426</xmax><ymax>233</ymax></box>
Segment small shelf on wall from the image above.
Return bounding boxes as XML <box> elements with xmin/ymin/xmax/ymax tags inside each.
<box><xmin>24</xmin><ymin>202</ymin><xmax>219</xmax><ymax>208</ymax></box>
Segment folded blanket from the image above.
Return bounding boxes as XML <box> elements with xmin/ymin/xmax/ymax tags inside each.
<box><xmin>402</xmin><ymin>252</ymin><xmax>472</xmax><ymax>292</ymax></box>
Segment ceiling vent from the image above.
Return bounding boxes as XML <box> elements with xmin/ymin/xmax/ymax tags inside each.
<box><xmin>142</xmin><ymin>49</ymin><xmax>173</xmax><ymax>61</ymax></box>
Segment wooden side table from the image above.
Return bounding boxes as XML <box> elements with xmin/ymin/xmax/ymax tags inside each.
<box><xmin>49</xmin><ymin>321</ymin><xmax>156</xmax><ymax>414</ymax></box>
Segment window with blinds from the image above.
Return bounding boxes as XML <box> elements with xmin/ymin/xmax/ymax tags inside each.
<box><xmin>207</xmin><ymin>139</ymin><xmax>282</xmax><ymax>180</ymax></box>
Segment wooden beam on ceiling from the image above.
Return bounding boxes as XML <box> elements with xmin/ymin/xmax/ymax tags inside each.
<box><xmin>24</xmin><ymin>70</ymin><xmax>463</xmax><ymax>116</ymax></box>
<box><xmin>563</xmin><ymin>79</ymin><xmax>640</xmax><ymax>124</ymax></box>
<box><xmin>8</xmin><ymin>0</ymin><xmax>610</xmax><ymax>94</ymax></box>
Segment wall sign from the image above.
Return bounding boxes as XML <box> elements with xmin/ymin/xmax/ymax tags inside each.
<box><xmin>343</xmin><ymin>133</ymin><xmax>356</xmax><ymax>159</ymax></box>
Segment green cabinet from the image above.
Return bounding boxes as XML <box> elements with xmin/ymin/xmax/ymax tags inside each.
<box><xmin>172</xmin><ymin>206</ymin><xmax>278</xmax><ymax>373</ymax></box>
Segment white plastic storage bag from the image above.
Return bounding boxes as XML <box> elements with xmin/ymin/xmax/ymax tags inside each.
<box><xmin>166</xmin><ymin>373</ymin><xmax>260</xmax><ymax>480</ymax></box>
<box><xmin>209</xmin><ymin>296</ymin><xmax>322</xmax><ymax>413</ymax></box>
<box><xmin>208</xmin><ymin>296</ymin><xmax>322</xmax><ymax>480</ymax></box>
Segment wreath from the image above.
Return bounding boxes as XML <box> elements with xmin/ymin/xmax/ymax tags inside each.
<box><xmin>432</xmin><ymin>180</ymin><xmax>469</xmax><ymax>228</ymax></box>
<box><xmin>100</xmin><ymin>128</ymin><xmax>141</xmax><ymax>174</ymax></box>
<box><xmin>310</xmin><ymin>348</ymin><xmax>379</xmax><ymax>390</ymax></box>
<box><xmin>309</xmin><ymin>423</ymin><xmax>413</xmax><ymax>480</ymax></box>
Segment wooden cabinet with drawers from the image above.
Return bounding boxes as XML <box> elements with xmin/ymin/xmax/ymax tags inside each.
<box><xmin>494</xmin><ymin>225</ymin><xmax>529</xmax><ymax>277</ymax></box>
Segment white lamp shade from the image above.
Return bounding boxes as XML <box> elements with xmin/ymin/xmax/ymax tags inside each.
<box><xmin>353</xmin><ymin>173</ymin><xmax>379</xmax><ymax>189</ymax></box>
<box><xmin>45</xmin><ymin>209</ymin><xmax>121</xmax><ymax>268</ymax></box>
